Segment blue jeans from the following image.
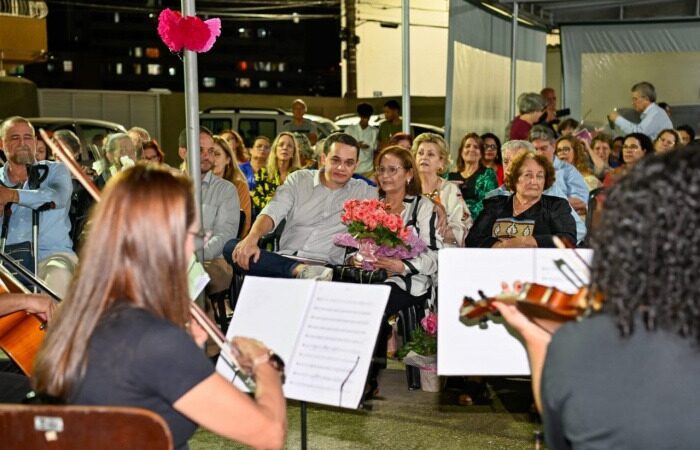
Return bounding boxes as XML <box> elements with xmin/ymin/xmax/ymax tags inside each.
<box><xmin>223</xmin><ymin>238</ymin><xmax>299</xmax><ymax>278</ymax></box>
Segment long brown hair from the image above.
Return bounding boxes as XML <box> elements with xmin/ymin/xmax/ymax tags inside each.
<box><xmin>32</xmin><ymin>164</ymin><xmax>196</xmax><ymax>398</ymax></box>
<box><xmin>213</xmin><ymin>135</ymin><xmax>246</xmax><ymax>184</ymax></box>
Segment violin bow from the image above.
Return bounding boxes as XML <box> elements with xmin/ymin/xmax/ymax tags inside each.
<box><xmin>41</xmin><ymin>131</ymin><xmax>257</xmax><ymax>391</ymax></box>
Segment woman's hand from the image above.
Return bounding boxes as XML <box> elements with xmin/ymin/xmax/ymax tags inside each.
<box><xmin>433</xmin><ymin>202</ymin><xmax>449</xmax><ymax>237</ymax></box>
<box><xmin>373</xmin><ymin>256</ymin><xmax>405</xmax><ymax>275</ymax></box>
<box><xmin>231</xmin><ymin>336</ymin><xmax>271</xmax><ymax>375</ymax></box>
<box><xmin>493</xmin><ymin>236</ymin><xmax>537</xmax><ymax>248</ymax></box>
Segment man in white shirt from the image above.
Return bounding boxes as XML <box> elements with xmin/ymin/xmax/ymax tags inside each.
<box><xmin>344</xmin><ymin>102</ymin><xmax>378</xmax><ymax>176</ymax></box>
<box><xmin>608</xmin><ymin>81</ymin><xmax>673</xmax><ymax>141</ymax></box>
<box><xmin>225</xmin><ymin>133</ymin><xmax>377</xmax><ymax>280</ymax></box>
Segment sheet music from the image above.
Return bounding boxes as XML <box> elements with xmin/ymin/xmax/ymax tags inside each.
<box><xmin>217</xmin><ymin>277</ymin><xmax>313</xmax><ymax>390</ymax></box>
<box><xmin>284</xmin><ymin>282</ymin><xmax>389</xmax><ymax>409</ymax></box>
<box><xmin>217</xmin><ymin>276</ymin><xmax>389</xmax><ymax>409</ymax></box>
<box><xmin>438</xmin><ymin>248</ymin><xmax>592</xmax><ymax>376</ymax></box>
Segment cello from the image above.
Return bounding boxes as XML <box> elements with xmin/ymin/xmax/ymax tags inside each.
<box><xmin>0</xmin><ymin>257</ymin><xmax>59</xmax><ymax>375</ymax></box>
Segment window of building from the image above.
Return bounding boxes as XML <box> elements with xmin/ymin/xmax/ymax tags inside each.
<box><xmin>259</xmin><ymin>80</ymin><xmax>269</xmax><ymax>88</ymax></box>
<box><xmin>116</xmin><ymin>63</ymin><xmax>123</xmax><ymax>75</ymax></box>
<box><xmin>145</xmin><ymin>47</ymin><xmax>160</xmax><ymax>58</ymax></box>
<box><xmin>63</xmin><ymin>60</ymin><xmax>73</xmax><ymax>72</ymax></box>
<box><xmin>237</xmin><ymin>78</ymin><xmax>251</xmax><ymax>88</ymax></box>
<box><xmin>147</xmin><ymin>64</ymin><xmax>161</xmax><ymax>76</ymax></box>
<box><xmin>203</xmin><ymin>77</ymin><xmax>216</xmax><ymax>88</ymax></box>
<box><xmin>133</xmin><ymin>64</ymin><xmax>142</xmax><ymax>75</ymax></box>
<box><xmin>168</xmin><ymin>67</ymin><xmax>176</xmax><ymax>76</ymax></box>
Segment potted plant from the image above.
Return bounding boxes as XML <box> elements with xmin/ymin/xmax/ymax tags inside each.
<box><xmin>397</xmin><ymin>311</ymin><xmax>441</xmax><ymax>392</ymax></box>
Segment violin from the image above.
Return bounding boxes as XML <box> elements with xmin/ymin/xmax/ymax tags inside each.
<box><xmin>459</xmin><ymin>282</ymin><xmax>604</xmax><ymax>329</ymax></box>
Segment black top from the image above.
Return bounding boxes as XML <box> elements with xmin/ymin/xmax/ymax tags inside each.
<box><xmin>542</xmin><ymin>314</ymin><xmax>700</xmax><ymax>449</ymax></box>
<box><xmin>70</xmin><ymin>303</ymin><xmax>214</xmax><ymax>450</ymax></box>
<box><xmin>464</xmin><ymin>194</ymin><xmax>576</xmax><ymax>248</ymax></box>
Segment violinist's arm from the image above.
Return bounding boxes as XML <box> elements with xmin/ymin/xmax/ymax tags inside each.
<box><xmin>174</xmin><ymin>337</ymin><xmax>286</xmax><ymax>450</ymax></box>
<box><xmin>0</xmin><ymin>293</ymin><xmax>55</xmax><ymax>322</ymax></box>
<box><xmin>492</xmin><ymin>301</ymin><xmax>551</xmax><ymax>413</ymax></box>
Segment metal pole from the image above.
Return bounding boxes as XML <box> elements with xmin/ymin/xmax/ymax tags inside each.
<box><xmin>345</xmin><ymin>0</ymin><xmax>357</xmax><ymax>98</ymax></box>
<box><xmin>401</xmin><ymin>0</ymin><xmax>411</xmax><ymax>135</ymax></box>
<box><xmin>182</xmin><ymin>0</ymin><xmax>202</xmax><ymax>220</ymax></box>
<box><xmin>300</xmin><ymin>401</ymin><xmax>308</xmax><ymax>450</ymax></box>
<box><xmin>509</xmin><ymin>2</ymin><xmax>519</xmax><ymax>120</ymax></box>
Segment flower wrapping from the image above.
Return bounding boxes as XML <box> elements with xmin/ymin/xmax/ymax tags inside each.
<box><xmin>157</xmin><ymin>8</ymin><xmax>221</xmax><ymax>53</ymax></box>
<box><xmin>333</xmin><ymin>199</ymin><xmax>427</xmax><ymax>270</ymax></box>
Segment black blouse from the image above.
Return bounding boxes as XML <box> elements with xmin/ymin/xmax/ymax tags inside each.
<box><xmin>464</xmin><ymin>194</ymin><xmax>577</xmax><ymax>248</ymax></box>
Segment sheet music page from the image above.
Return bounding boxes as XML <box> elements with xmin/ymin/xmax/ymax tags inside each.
<box><xmin>284</xmin><ymin>282</ymin><xmax>390</xmax><ymax>409</ymax></box>
<box><xmin>217</xmin><ymin>277</ymin><xmax>314</xmax><ymax>390</ymax></box>
<box><xmin>438</xmin><ymin>248</ymin><xmax>592</xmax><ymax>376</ymax></box>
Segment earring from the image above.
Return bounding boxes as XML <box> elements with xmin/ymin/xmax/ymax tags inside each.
<box><xmin>406</xmin><ymin>178</ymin><xmax>411</xmax><ymax>185</ymax></box>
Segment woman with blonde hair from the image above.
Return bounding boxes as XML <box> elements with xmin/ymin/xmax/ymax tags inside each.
<box><xmin>212</xmin><ymin>135</ymin><xmax>252</xmax><ymax>237</ymax></box>
<box><xmin>412</xmin><ymin>132</ymin><xmax>471</xmax><ymax>247</ymax></box>
<box><xmin>32</xmin><ymin>165</ymin><xmax>286</xmax><ymax>450</ymax></box>
<box><xmin>252</xmin><ymin>131</ymin><xmax>301</xmax><ymax>212</ymax></box>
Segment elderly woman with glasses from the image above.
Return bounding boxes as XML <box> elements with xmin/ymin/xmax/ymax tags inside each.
<box><xmin>465</xmin><ymin>151</ymin><xmax>576</xmax><ymax>248</ymax></box>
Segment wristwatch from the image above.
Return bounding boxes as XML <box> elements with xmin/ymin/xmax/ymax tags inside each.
<box><xmin>253</xmin><ymin>351</ymin><xmax>286</xmax><ymax>384</ymax></box>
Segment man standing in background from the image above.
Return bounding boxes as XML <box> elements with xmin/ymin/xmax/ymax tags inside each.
<box><xmin>345</xmin><ymin>102</ymin><xmax>378</xmax><ymax>176</ymax></box>
<box><xmin>608</xmin><ymin>81</ymin><xmax>672</xmax><ymax>140</ymax></box>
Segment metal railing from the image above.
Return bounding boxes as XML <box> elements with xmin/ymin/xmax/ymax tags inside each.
<box><xmin>0</xmin><ymin>0</ymin><xmax>48</xmax><ymax>19</ymax></box>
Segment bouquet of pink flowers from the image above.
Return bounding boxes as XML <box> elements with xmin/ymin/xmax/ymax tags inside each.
<box><xmin>333</xmin><ymin>199</ymin><xmax>427</xmax><ymax>270</ymax></box>
<box><xmin>397</xmin><ymin>311</ymin><xmax>437</xmax><ymax>358</ymax></box>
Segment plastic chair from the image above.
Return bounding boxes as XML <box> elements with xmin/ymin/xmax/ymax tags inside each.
<box><xmin>0</xmin><ymin>404</ymin><xmax>172</xmax><ymax>449</ymax></box>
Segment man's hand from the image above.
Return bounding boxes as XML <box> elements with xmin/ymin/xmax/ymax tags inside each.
<box><xmin>0</xmin><ymin>186</ymin><xmax>18</xmax><ymax>207</ymax></box>
<box><xmin>232</xmin><ymin>235</ymin><xmax>261</xmax><ymax>271</ymax></box>
<box><xmin>607</xmin><ymin>111</ymin><xmax>619</xmax><ymax>123</ymax></box>
<box><xmin>24</xmin><ymin>294</ymin><xmax>56</xmax><ymax>322</ymax></box>
<box><xmin>568</xmin><ymin>197</ymin><xmax>587</xmax><ymax>215</ymax></box>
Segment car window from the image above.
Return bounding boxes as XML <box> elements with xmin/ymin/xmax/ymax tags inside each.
<box><xmin>238</xmin><ymin>119</ymin><xmax>277</xmax><ymax>147</ymax></box>
<box><xmin>201</xmin><ymin>118</ymin><xmax>233</xmax><ymax>135</ymax></box>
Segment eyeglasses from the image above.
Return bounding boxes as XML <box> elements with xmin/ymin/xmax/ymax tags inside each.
<box><xmin>556</xmin><ymin>146</ymin><xmax>572</xmax><ymax>154</ymax></box>
<box><xmin>377</xmin><ymin>165</ymin><xmax>405</xmax><ymax>176</ymax></box>
<box><xmin>484</xmin><ymin>144</ymin><xmax>498</xmax><ymax>150</ymax></box>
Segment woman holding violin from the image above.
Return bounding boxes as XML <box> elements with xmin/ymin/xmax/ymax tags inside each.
<box><xmin>32</xmin><ymin>165</ymin><xmax>286</xmax><ymax>450</ymax></box>
<box><xmin>494</xmin><ymin>147</ymin><xmax>700</xmax><ymax>449</ymax></box>
<box><xmin>465</xmin><ymin>151</ymin><xmax>576</xmax><ymax>248</ymax></box>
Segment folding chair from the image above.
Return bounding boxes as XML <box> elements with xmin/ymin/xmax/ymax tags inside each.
<box><xmin>0</xmin><ymin>404</ymin><xmax>172</xmax><ymax>450</ymax></box>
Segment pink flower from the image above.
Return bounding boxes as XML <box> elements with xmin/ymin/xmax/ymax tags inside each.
<box><xmin>157</xmin><ymin>8</ymin><xmax>221</xmax><ymax>53</ymax></box>
<box><xmin>421</xmin><ymin>312</ymin><xmax>437</xmax><ymax>336</ymax></box>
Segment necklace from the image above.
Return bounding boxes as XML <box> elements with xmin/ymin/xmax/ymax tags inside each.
<box><xmin>513</xmin><ymin>196</ymin><xmax>537</xmax><ymax>216</ymax></box>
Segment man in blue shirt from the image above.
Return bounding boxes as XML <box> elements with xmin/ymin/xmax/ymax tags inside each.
<box><xmin>0</xmin><ymin>117</ymin><xmax>76</xmax><ymax>297</ymax></box>
<box><xmin>529</xmin><ymin>125</ymin><xmax>589</xmax><ymax>218</ymax></box>
<box><xmin>607</xmin><ymin>81</ymin><xmax>673</xmax><ymax>141</ymax></box>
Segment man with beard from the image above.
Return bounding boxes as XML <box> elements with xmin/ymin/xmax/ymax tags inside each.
<box><xmin>177</xmin><ymin>127</ymin><xmax>240</xmax><ymax>296</ymax></box>
<box><xmin>0</xmin><ymin>117</ymin><xmax>76</xmax><ymax>297</ymax></box>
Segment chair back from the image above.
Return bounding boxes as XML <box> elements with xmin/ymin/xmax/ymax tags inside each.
<box><xmin>0</xmin><ymin>404</ymin><xmax>173</xmax><ymax>450</ymax></box>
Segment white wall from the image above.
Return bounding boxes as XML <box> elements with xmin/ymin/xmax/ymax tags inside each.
<box><xmin>342</xmin><ymin>0</ymin><xmax>449</xmax><ymax>97</ymax></box>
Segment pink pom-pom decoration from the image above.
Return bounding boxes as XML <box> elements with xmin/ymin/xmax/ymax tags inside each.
<box><xmin>157</xmin><ymin>8</ymin><xmax>221</xmax><ymax>53</ymax></box>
